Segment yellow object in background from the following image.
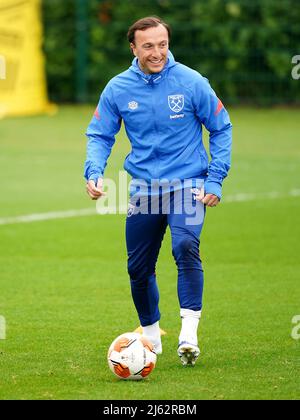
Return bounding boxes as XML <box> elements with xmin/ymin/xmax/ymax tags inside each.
<box><xmin>0</xmin><ymin>54</ymin><xmax>5</xmax><ymax>79</ymax></box>
<box><xmin>0</xmin><ymin>0</ymin><xmax>56</xmax><ymax>118</ymax></box>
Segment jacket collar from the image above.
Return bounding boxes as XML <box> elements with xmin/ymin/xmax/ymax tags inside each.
<box><xmin>129</xmin><ymin>51</ymin><xmax>177</xmax><ymax>84</ymax></box>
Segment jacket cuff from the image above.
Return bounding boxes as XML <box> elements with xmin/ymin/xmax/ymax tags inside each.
<box><xmin>88</xmin><ymin>173</ymin><xmax>102</xmax><ymax>183</ymax></box>
<box><xmin>204</xmin><ymin>179</ymin><xmax>222</xmax><ymax>200</ymax></box>
<box><xmin>84</xmin><ymin>161</ymin><xmax>103</xmax><ymax>182</ymax></box>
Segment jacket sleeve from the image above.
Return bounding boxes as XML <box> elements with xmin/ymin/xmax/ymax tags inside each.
<box><xmin>193</xmin><ymin>77</ymin><xmax>232</xmax><ymax>200</ymax></box>
<box><xmin>84</xmin><ymin>84</ymin><xmax>122</xmax><ymax>182</ymax></box>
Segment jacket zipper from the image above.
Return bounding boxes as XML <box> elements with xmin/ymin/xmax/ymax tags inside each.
<box><xmin>151</xmin><ymin>81</ymin><xmax>160</xmax><ymax>180</ymax></box>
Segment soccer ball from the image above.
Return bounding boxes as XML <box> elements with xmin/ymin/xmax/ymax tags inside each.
<box><xmin>107</xmin><ymin>332</ymin><xmax>157</xmax><ymax>380</ymax></box>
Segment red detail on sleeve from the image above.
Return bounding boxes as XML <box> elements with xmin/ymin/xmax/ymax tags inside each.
<box><xmin>94</xmin><ymin>108</ymin><xmax>100</xmax><ymax>120</ymax></box>
<box><xmin>214</xmin><ymin>99</ymin><xmax>224</xmax><ymax>116</ymax></box>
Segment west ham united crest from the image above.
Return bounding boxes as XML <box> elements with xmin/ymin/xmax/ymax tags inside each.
<box><xmin>168</xmin><ymin>94</ymin><xmax>184</xmax><ymax>113</ymax></box>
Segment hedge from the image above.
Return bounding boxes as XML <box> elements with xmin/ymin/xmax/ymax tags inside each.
<box><xmin>42</xmin><ymin>0</ymin><xmax>300</xmax><ymax>105</ymax></box>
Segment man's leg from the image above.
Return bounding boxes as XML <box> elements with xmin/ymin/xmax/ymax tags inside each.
<box><xmin>126</xmin><ymin>200</ymin><xmax>167</xmax><ymax>352</ymax></box>
<box><xmin>168</xmin><ymin>188</ymin><xmax>205</xmax><ymax>365</ymax></box>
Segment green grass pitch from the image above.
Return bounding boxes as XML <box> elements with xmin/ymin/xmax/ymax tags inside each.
<box><xmin>0</xmin><ymin>106</ymin><xmax>299</xmax><ymax>400</ymax></box>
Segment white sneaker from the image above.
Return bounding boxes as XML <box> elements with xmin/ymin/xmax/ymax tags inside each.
<box><xmin>142</xmin><ymin>321</ymin><xmax>162</xmax><ymax>355</ymax></box>
<box><xmin>153</xmin><ymin>341</ymin><xmax>162</xmax><ymax>355</ymax></box>
<box><xmin>177</xmin><ymin>342</ymin><xmax>200</xmax><ymax>366</ymax></box>
<box><xmin>142</xmin><ymin>335</ymin><xmax>162</xmax><ymax>355</ymax></box>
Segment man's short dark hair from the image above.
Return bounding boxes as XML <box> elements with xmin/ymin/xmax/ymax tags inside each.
<box><xmin>127</xmin><ymin>16</ymin><xmax>171</xmax><ymax>44</ymax></box>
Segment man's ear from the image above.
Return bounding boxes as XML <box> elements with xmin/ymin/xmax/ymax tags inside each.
<box><xmin>130</xmin><ymin>43</ymin><xmax>136</xmax><ymax>56</ymax></box>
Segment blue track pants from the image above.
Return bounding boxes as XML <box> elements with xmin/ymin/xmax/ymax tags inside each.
<box><xmin>126</xmin><ymin>188</ymin><xmax>205</xmax><ymax>327</ymax></box>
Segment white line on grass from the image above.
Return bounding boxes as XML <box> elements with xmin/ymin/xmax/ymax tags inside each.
<box><xmin>0</xmin><ymin>208</ymin><xmax>96</xmax><ymax>226</ymax></box>
<box><xmin>0</xmin><ymin>189</ymin><xmax>299</xmax><ymax>226</ymax></box>
<box><xmin>223</xmin><ymin>189</ymin><xmax>300</xmax><ymax>203</ymax></box>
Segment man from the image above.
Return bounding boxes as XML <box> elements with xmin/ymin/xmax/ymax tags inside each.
<box><xmin>84</xmin><ymin>17</ymin><xmax>232</xmax><ymax>366</ymax></box>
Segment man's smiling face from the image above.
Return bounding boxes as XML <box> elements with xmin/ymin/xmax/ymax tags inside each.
<box><xmin>130</xmin><ymin>24</ymin><xmax>169</xmax><ymax>74</ymax></box>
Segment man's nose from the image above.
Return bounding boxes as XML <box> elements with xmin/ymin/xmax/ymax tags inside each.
<box><xmin>152</xmin><ymin>46</ymin><xmax>161</xmax><ymax>57</ymax></box>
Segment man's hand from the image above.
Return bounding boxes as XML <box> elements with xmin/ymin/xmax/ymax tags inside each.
<box><xmin>195</xmin><ymin>187</ymin><xmax>220</xmax><ymax>207</ymax></box>
<box><xmin>86</xmin><ymin>178</ymin><xmax>106</xmax><ymax>200</ymax></box>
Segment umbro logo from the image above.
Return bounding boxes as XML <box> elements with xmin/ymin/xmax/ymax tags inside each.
<box><xmin>128</xmin><ymin>101</ymin><xmax>138</xmax><ymax>110</ymax></box>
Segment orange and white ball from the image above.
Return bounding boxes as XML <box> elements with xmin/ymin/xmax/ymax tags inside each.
<box><xmin>107</xmin><ymin>332</ymin><xmax>157</xmax><ymax>380</ymax></box>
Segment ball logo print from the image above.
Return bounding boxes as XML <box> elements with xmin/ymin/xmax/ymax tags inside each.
<box><xmin>291</xmin><ymin>315</ymin><xmax>300</xmax><ymax>340</ymax></box>
<box><xmin>107</xmin><ymin>332</ymin><xmax>157</xmax><ymax>380</ymax></box>
<box><xmin>0</xmin><ymin>316</ymin><xmax>6</xmax><ymax>340</ymax></box>
<box><xmin>168</xmin><ymin>94</ymin><xmax>184</xmax><ymax>113</ymax></box>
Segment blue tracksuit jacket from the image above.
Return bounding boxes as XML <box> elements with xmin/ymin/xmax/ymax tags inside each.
<box><xmin>84</xmin><ymin>51</ymin><xmax>232</xmax><ymax>199</ymax></box>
